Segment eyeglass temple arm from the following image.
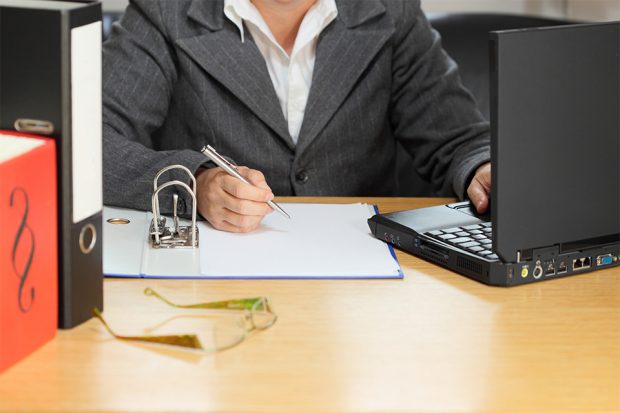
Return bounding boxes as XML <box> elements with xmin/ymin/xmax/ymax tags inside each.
<box><xmin>143</xmin><ymin>288</ymin><xmax>263</xmax><ymax>310</ymax></box>
<box><xmin>92</xmin><ymin>308</ymin><xmax>204</xmax><ymax>350</ymax></box>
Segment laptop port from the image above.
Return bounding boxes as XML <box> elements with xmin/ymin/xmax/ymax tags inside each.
<box><xmin>572</xmin><ymin>257</ymin><xmax>591</xmax><ymax>271</ymax></box>
<box><xmin>583</xmin><ymin>257</ymin><xmax>591</xmax><ymax>268</ymax></box>
<box><xmin>521</xmin><ymin>265</ymin><xmax>529</xmax><ymax>278</ymax></box>
<box><xmin>573</xmin><ymin>258</ymin><xmax>582</xmax><ymax>270</ymax></box>
<box><xmin>597</xmin><ymin>254</ymin><xmax>617</xmax><ymax>267</ymax></box>
<box><xmin>545</xmin><ymin>261</ymin><xmax>555</xmax><ymax>276</ymax></box>
<box><xmin>419</xmin><ymin>240</ymin><xmax>449</xmax><ymax>263</ymax></box>
<box><xmin>557</xmin><ymin>261</ymin><xmax>568</xmax><ymax>274</ymax></box>
<box><xmin>533</xmin><ymin>261</ymin><xmax>543</xmax><ymax>279</ymax></box>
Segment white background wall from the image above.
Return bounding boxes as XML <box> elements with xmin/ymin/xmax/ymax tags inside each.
<box><xmin>565</xmin><ymin>0</ymin><xmax>620</xmax><ymax>21</ymax></box>
<box><xmin>422</xmin><ymin>0</ymin><xmax>565</xmax><ymax>18</ymax></box>
<box><xmin>421</xmin><ymin>0</ymin><xmax>620</xmax><ymax>21</ymax></box>
<box><xmin>101</xmin><ymin>0</ymin><xmax>620</xmax><ymax>21</ymax></box>
<box><xmin>102</xmin><ymin>0</ymin><xmax>127</xmax><ymax>11</ymax></box>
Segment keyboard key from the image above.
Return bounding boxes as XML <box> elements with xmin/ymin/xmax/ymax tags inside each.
<box><xmin>467</xmin><ymin>246</ymin><xmax>485</xmax><ymax>252</ymax></box>
<box><xmin>449</xmin><ymin>237</ymin><xmax>473</xmax><ymax>244</ymax></box>
<box><xmin>482</xmin><ymin>228</ymin><xmax>493</xmax><ymax>233</ymax></box>
<box><xmin>487</xmin><ymin>254</ymin><xmax>499</xmax><ymax>260</ymax></box>
<box><xmin>462</xmin><ymin>224</ymin><xmax>482</xmax><ymax>230</ymax></box>
<box><xmin>469</xmin><ymin>230</ymin><xmax>484</xmax><ymax>235</ymax></box>
<box><xmin>460</xmin><ymin>241</ymin><xmax>481</xmax><ymax>248</ymax></box>
<box><xmin>472</xmin><ymin>234</ymin><xmax>486</xmax><ymax>240</ymax></box>
<box><xmin>442</xmin><ymin>227</ymin><xmax>461</xmax><ymax>234</ymax></box>
<box><xmin>481</xmin><ymin>222</ymin><xmax>493</xmax><ymax>227</ymax></box>
<box><xmin>438</xmin><ymin>233</ymin><xmax>456</xmax><ymax>240</ymax></box>
<box><xmin>455</xmin><ymin>231</ymin><xmax>469</xmax><ymax>238</ymax></box>
<box><xmin>478</xmin><ymin>250</ymin><xmax>492</xmax><ymax>256</ymax></box>
<box><xmin>480</xmin><ymin>239</ymin><xmax>492</xmax><ymax>245</ymax></box>
<box><xmin>428</xmin><ymin>230</ymin><xmax>443</xmax><ymax>236</ymax></box>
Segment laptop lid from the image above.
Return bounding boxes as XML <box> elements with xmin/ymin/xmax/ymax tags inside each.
<box><xmin>491</xmin><ymin>22</ymin><xmax>620</xmax><ymax>262</ymax></box>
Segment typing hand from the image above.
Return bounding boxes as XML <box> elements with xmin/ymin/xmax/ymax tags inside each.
<box><xmin>467</xmin><ymin>162</ymin><xmax>491</xmax><ymax>214</ymax></box>
<box><xmin>196</xmin><ymin>166</ymin><xmax>274</xmax><ymax>233</ymax></box>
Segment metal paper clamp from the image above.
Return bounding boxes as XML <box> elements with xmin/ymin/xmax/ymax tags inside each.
<box><xmin>14</xmin><ymin>118</ymin><xmax>55</xmax><ymax>135</ymax></box>
<box><xmin>150</xmin><ymin>165</ymin><xmax>199</xmax><ymax>249</ymax></box>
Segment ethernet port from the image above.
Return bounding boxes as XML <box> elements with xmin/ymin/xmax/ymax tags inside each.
<box><xmin>572</xmin><ymin>257</ymin><xmax>592</xmax><ymax>271</ymax></box>
<box><xmin>573</xmin><ymin>258</ymin><xmax>584</xmax><ymax>271</ymax></box>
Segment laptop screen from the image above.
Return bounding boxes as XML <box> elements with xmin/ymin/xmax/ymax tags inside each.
<box><xmin>490</xmin><ymin>22</ymin><xmax>620</xmax><ymax>261</ymax></box>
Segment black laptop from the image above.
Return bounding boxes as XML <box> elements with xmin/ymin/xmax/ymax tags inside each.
<box><xmin>368</xmin><ymin>22</ymin><xmax>620</xmax><ymax>286</ymax></box>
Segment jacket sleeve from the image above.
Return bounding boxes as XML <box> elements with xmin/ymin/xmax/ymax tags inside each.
<box><xmin>102</xmin><ymin>0</ymin><xmax>207</xmax><ymax>215</ymax></box>
<box><xmin>388</xmin><ymin>0</ymin><xmax>491</xmax><ymax>199</ymax></box>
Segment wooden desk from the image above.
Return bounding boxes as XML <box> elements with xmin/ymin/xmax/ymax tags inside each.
<box><xmin>1</xmin><ymin>197</ymin><xmax>618</xmax><ymax>413</ymax></box>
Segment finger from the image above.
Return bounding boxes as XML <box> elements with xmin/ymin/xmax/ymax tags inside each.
<box><xmin>220</xmin><ymin>209</ymin><xmax>264</xmax><ymax>233</ymax></box>
<box><xmin>220</xmin><ymin>190</ymin><xmax>273</xmax><ymax>216</ymax></box>
<box><xmin>209</xmin><ymin>219</ymin><xmax>249</xmax><ymax>233</ymax></box>
<box><xmin>477</xmin><ymin>163</ymin><xmax>492</xmax><ymax>191</ymax></box>
<box><xmin>468</xmin><ymin>180</ymin><xmax>489</xmax><ymax>214</ymax></box>
<box><xmin>220</xmin><ymin>173</ymin><xmax>273</xmax><ymax>202</ymax></box>
<box><xmin>238</xmin><ymin>167</ymin><xmax>272</xmax><ymax>191</ymax></box>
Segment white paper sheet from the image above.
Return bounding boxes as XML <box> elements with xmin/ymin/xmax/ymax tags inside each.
<box><xmin>198</xmin><ymin>203</ymin><xmax>402</xmax><ymax>278</ymax></box>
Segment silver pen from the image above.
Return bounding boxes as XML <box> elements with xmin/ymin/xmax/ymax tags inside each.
<box><xmin>200</xmin><ymin>145</ymin><xmax>291</xmax><ymax>219</ymax></box>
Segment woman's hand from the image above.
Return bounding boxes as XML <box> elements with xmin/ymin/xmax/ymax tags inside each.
<box><xmin>196</xmin><ymin>166</ymin><xmax>274</xmax><ymax>232</ymax></box>
<box><xmin>467</xmin><ymin>162</ymin><xmax>491</xmax><ymax>214</ymax></box>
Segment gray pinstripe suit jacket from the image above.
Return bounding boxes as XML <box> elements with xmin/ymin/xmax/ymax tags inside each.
<box><xmin>103</xmin><ymin>0</ymin><xmax>490</xmax><ymax>215</ymax></box>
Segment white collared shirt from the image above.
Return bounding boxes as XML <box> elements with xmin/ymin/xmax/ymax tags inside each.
<box><xmin>224</xmin><ymin>0</ymin><xmax>338</xmax><ymax>143</ymax></box>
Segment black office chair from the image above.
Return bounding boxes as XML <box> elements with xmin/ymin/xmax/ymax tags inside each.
<box><xmin>395</xmin><ymin>13</ymin><xmax>575</xmax><ymax>196</ymax></box>
<box><xmin>429</xmin><ymin>13</ymin><xmax>574</xmax><ymax>119</ymax></box>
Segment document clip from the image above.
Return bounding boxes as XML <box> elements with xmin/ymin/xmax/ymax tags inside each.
<box><xmin>14</xmin><ymin>118</ymin><xmax>55</xmax><ymax>135</ymax></box>
<box><xmin>150</xmin><ymin>165</ymin><xmax>199</xmax><ymax>249</ymax></box>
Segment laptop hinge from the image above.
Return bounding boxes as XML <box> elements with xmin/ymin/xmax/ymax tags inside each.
<box><xmin>518</xmin><ymin>234</ymin><xmax>620</xmax><ymax>262</ymax></box>
<box><xmin>559</xmin><ymin>234</ymin><xmax>620</xmax><ymax>254</ymax></box>
<box><xmin>517</xmin><ymin>245</ymin><xmax>559</xmax><ymax>263</ymax></box>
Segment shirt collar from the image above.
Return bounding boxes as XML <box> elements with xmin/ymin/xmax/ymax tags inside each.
<box><xmin>224</xmin><ymin>0</ymin><xmax>338</xmax><ymax>43</ymax></box>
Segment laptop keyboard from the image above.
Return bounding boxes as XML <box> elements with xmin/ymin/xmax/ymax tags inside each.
<box><xmin>424</xmin><ymin>223</ymin><xmax>499</xmax><ymax>261</ymax></box>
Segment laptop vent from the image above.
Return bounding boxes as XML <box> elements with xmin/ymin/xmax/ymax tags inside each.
<box><xmin>457</xmin><ymin>256</ymin><xmax>483</xmax><ymax>275</ymax></box>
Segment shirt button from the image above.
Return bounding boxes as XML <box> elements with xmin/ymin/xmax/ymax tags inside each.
<box><xmin>295</xmin><ymin>170</ymin><xmax>309</xmax><ymax>183</ymax></box>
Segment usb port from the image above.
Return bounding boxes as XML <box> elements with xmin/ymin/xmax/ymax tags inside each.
<box><xmin>545</xmin><ymin>262</ymin><xmax>555</xmax><ymax>276</ymax></box>
<box><xmin>557</xmin><ymin>261</ymin><xmax>568</xmax><ymax>274</ymax></box>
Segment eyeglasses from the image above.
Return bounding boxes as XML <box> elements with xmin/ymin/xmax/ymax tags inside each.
<box><xmin>93</xmin><ymin>288</ymin><xmax>277</xmax><ymax>352</ymax></box>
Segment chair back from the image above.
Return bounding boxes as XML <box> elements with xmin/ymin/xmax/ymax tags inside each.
<box><xmin>395</xmin><ymin>13</ymin><xmax>575</xmax><ymax>196</ymax></box>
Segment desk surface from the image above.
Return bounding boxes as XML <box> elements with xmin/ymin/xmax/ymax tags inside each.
<box><xmin>1</xmin><ymin>197</ymin><xmax>618</xmax><ymax>413</ymax></box>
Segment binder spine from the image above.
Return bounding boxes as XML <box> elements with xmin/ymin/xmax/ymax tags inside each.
<box><xmin>59</xmin><ymin>5</ymin><xmax>103</xmax><ymax>329</ymax></box>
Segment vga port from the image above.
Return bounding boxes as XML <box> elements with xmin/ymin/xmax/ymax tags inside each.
<box><xmin>597</xmin><ymin>254</ymin><xmax>617</xmax><ymax>267</ymax></box>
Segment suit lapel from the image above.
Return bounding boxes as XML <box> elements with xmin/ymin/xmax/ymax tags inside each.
<box><xmin>178</xmin><ymin>1</ymin><xmax>294</xmax><ymax>150</ymax></box>
<box><xmin>296</xmin><ymin>1</ymin><xmax>394</xmax><ymax>155</ymax></box>
<box><xmin>178</xmin><ymin>0</ymin><xmax>394</xmax><ymax>154</ymax></box>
